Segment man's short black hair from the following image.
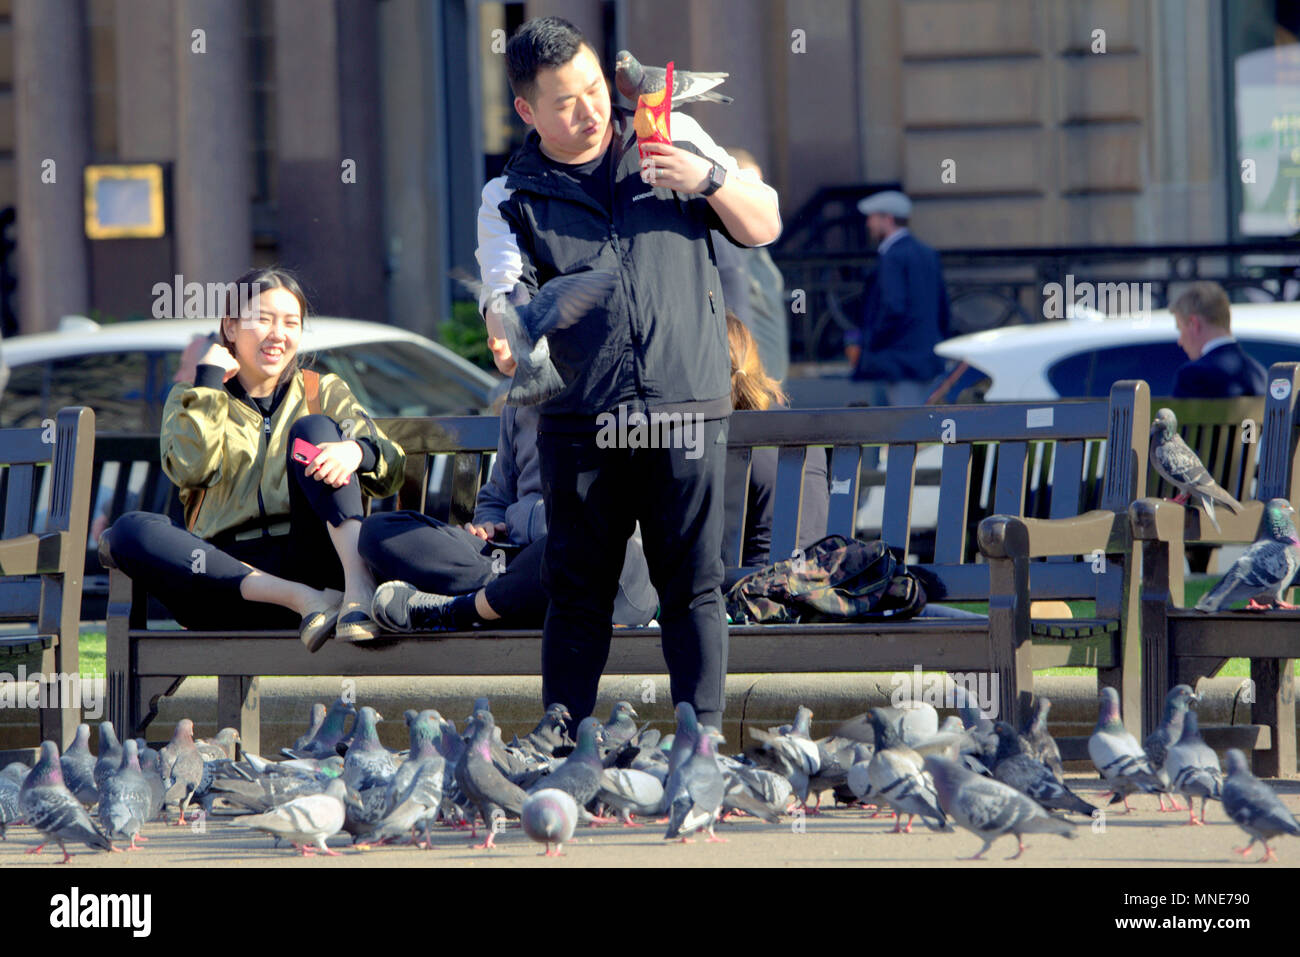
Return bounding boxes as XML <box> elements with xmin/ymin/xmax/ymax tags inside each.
<box><xmin>506</xmin><ymin>16</ymin><xmax>589</xmax><ymax>104</ymax></box>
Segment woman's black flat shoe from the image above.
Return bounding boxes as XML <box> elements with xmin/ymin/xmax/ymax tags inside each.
<box><xmin>335</xmin><ymin>600</ymin><xmax>381</xmax><ymax>643</ymax></box>
<box><xmin>300</xmin><ymin>607</ymin><xmax>340</xmax><ymax>653</ymax></box>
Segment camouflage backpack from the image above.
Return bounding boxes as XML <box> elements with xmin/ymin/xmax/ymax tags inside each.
<box><xmin>725</xmin><ymin>535</ymin><xmax>926</xmax><ymax>624</ymax></box>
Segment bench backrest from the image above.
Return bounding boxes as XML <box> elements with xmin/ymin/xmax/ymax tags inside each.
<box><xmin>1148</xmin><ymin>396</ymin><xmax>1265</xmax><ymax>506</ymax></box>
<box><xmin>0</xmin><ymin>406</ymin><xmax>95</xmax><ymax>623</ymax></box>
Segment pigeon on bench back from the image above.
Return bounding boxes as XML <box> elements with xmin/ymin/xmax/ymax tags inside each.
<box><xmin>1149</xmin><ymin>408</ymin><xmax>1244</xmax><ymax>532</ymax></box>
<box><xmin>1195</xmin><ymin>498</ymin><xmax>1300</xmax><ymax>612</ymax></box>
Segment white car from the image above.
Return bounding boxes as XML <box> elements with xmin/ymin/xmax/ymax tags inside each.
<box><xmin>0</xmin><ymin>316</ymin><xmax>499</xmax><ymax>430</ymax></box>
<box><xmin>934</xmin><ymin>302</ymin><xmax>1300</xmax><ymax>401</ymax></box>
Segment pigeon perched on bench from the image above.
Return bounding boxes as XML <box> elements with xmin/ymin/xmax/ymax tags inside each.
<box><xmin>1195</xmin><ymin>498</ymin><xmax>1300</xmax><ymax>611</ymax></box>
<box><xmin>1150</xmin><ymin>407</ymin><xmax>1244</xmax><ymax>532</ymax></box>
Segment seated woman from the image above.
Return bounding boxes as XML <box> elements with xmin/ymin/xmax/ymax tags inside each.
<box><xmin>723</xmin><ymin>311</ymin><xmax>829</xmax><ymax>587</ymax></box>
<box><xmin>102</xmin><ymin>267</ymin><xmax>405</xmax><ymax>649</ymax></box>
<box><xmin>362</xmin><ymin>401</ymin><xmax>658</xmax><ymax>632</ymax></box>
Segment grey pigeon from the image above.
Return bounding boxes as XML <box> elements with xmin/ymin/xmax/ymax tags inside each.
<box><xmin>614</xmin><ymin>50</ymin><xmax>733</xmax><ymax>105</ymax></box>
<box><xmin>717</xmin><ymin>756</ymin><xmax>790</xmax><ymax>823</ymax></box>
<box><xmin>1222</xmin><ymin>748</ymin><xmax>1300</xmax><ymax>862</ymax></box>
<box><xmin>1164</xmin><ymin>709</ymin><xmax>1222</xmax><ymax>826</ymax></box>
<box><xmin>365</xmin><ymin>710</ymin><xmax>448</xmax><ymax>847</ymax></box>
<box><xmin>294</xmin><ymin>703</ymin><xmax>327</xmax><ymax>752</ymax></box>
<box><xmin>98</xmin><ymin>740</ymin><xmax>155</xmax><ymax>850</ymax></box>
<box><xmin>664</xmin><ymin>728</ymin><xmax>727</xmax><ymax>843</ymax></box>
<box><xmin>1196</xmin><ymin>498</ymin><xmax>1300</xmax><ymax>611</ymax></box>
<box><xmin>19</xmin><ymin>741</ymin><xmax>112</xmax><ymax>862</ymax></box>
<box><xmin>196</xmin><ymin>728</ymin><xmax>241</xmax><ymax>762</ymax></box>
<box><xmin>210</xmin><ymin>756</ymin><xmax>344</xmax><ymax>815</ymax></box>
<box><xmin>747</xmin><ymin>706</ymin><xmax>822</xmax><ymax>810</ymax></box>
<box><xmin>284</xmin><ymin>697</ymin><xmax>356</xmax><ymax>759</ymax></box>
<box><xmin>528</xmin><ymin>717</ymin><xmax>607</xmax><ymax>818</ymax></box>
<box><xmin>93</xmin><ymin>721</ymin><xmax>123</xmax><ymax>795</ymax></box>
<box><xmin>158</xmin><ymin>718</ymin><xmax>204</xmax><ymax>824</ymax></box>
<box><xmin>458</xmin><ymin>271</ymin><xmax>620</xmax><ymax>406</ymax></box>
<box><xmin>1142</xmin><ymin>684</ymin><xmax>1196</xmax><ymax>812</ymax></box>
<box><xmin>510</xmin><ymin>702</ymin><xmax>573</xmax><ymax>758</ymax></box>
<box><xmin>599</xmin><ymin>767</ymin><xmax>666</xmax><ymax>825</ymax></box>
<box><xmin>992</xmin><ymin>722</ymin><xmax>1095</xmax><ymax>816</ymax></box>
<box><xmin>1019</xmin><ymin>697</ymin><xmax>1065</xmax><ymax>783</ymax></box>
<box><xmin>600</xmin><ymin>701</ymin><xmax>640</xmax><ymax>758</ymax></box>
<box><xmin>60</xmin><ymin>723</ymin><xmax>98</xmax><ymax>807</ymax></box>
<box><xmin>1150</xmin><ymin>408</ymin><xmax>1243</xmax><ymax>532</ymax></box>
<box><xmin>240</xmin><ymin>777</ymin><xmax>354</xmax><ymax>856</ymax></box>
<box><xmin>522</xmin><ymin>788</ymin><xmax>579</xmax><ymax>856</ymax></box>
<box><xmin>1088</xmin><ymin>687</ymin><xmax>1166</xmax><ymax>810</ymax></box>
<box><xmin>0</xmin><ymin>766</ymin><xmax>23</xmax><ymax>839</ymax></box>
<box><xmin>456</xmin><ymin>709</ymin><xmax>527</xmax><ymax>848</ymax></box>
<box><xmin>666</xmin><ymin>701</ymin><xmax>702</xmax><ymax>780</ymax></box>
<box><xmin>342</xmin><ymin>707</ymin><xmax>398</xmax><ymax>790</ymax></box>
<box><xmin>863</xmin><ymin>708</ymin><xmax>946</xmax><ymax>833</ymax></box>
<box><xmin>925</xmin><ymin>754</ymin><xmax>1074</xmax><ymax>860</ymax></box>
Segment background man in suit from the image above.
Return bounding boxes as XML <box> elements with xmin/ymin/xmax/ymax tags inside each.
<box><xmin>845</xmin><ymin>190</ymin><xmax>951</xmax><ymax>407</ymax></box>
<box><xmin>1170</xmin><ymin>281</ymin><xmax>1267</xmax><ymax>398</ymax></box>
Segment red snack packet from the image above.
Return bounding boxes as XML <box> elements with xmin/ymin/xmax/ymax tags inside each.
<box><xmin>634</xmin><ymin>60</ymin><xmax>673</xmax><ymax>163</ymax></box>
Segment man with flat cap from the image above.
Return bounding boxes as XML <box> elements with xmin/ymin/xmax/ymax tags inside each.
<box><xmin>845</xmin><ymin>190</ymin><xmax>951</xmax><ymax>406</ymax></box>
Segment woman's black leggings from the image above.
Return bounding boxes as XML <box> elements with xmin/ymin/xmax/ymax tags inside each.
<box><xmin>106</xmin><ymin>415</ymin><xmax>362</xmax><ymax>630</ymax></box>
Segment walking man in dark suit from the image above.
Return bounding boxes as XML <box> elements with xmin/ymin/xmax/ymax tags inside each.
<box><xmin>845</xmin><ymin>190</ymin><xmax>951</xmax><ymax>407</ymax></box>
<box><xmin>1170</xmin><ymin>281</ymin><xmax>1267</xmax><ymax>398</ymax></box>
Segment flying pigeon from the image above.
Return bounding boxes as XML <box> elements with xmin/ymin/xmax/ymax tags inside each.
<box><xmin>1222</xmin><ymin>748</ymin><xmax>1300</xmax><ymax>862</ymax></box>
<box><xmin>614</xmin><ymin>50</ymin><xmax>733</xmax><ymax>105</ymax></box>
<box><xmin>1150</xmin><ymin>408</ymin><xmax>1244</xmax><ymax>532</ymax></box>
<box><xmin>924</xmin><ymin>754</ymin><xmax>1075</xmax><ymax>860</ymax></box>
<box><xmin>456</xmin><ymin>709</ymin><xmax>527</xmax><ymax>848</ymax></box>
<box><xmin>19</xmin><ymin>741</ymin><xmax>113</xmax><ymax>862</ymax></box>
<box><xmin>1089</xmin><ymin>687</ymin><xmax>1166</xmax><ymax>810</ymax></box>
<box><xmin>991</xmin><ymin>722</ymin><xmax>1096</xmax><ymax>816</ymax></box>
<box><xmin>93</xmin><ymin>721</ymin><xmax>123</xmax><ymax>795</ymax></box>
<box><xmin>863</xmin><ymin>708</ymin><xmax>946</xmax><ymax>833</ymax></box>
<box><xmin>457</xmin><ymin>271</ymin><xmax>621</xmax><ymax>406</ymax></box>
<box><xmin>1019</xmin><ymin>697</ymin><xmax>1065</xmax><ymax>783</ymax></box>
<box><xmin>158</xmin><ymin>718</ymin><xmax>205</xmax><ymax>825</ymax></box>
<box><xmin>664</xmin><ymin>727</ymin><xmax>726</xmax><ymax>843</ymax></box>
<box><xmin>240</xmin><ymin>777</ymin><xmax>354</xmax><ymax>856</ymax></box>
<box><xmin>522</xmin><ymin>788</ymin><xmax>579</xmax><ymax>856</ymax></box>
<box><xmin>1196</xmin><ymin>498</ymin><xmax>1300</xmax><ymax>611</ymax></box>
<box><xmin>59</xmin><ymin>723</ymin><xmax>98</xmax><ymax>807</ymax></box>
<box><xmin>1164</xmin><ymin>710</ymin><xmax>1223</xmax><ymax>826</ymax></box>
<box><xmin>98</xmin><ymin>740</ymin><xmax>155</xmax><ymax>850</ymax></box>
<box><xmin>1142</xmin><ymin>684</ymin><xmax>1196</xmax><ymax>811</ymax></box>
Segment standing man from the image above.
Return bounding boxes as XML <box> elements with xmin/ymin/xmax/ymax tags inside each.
<box><xmin>845</xmin><ymin>190</ymin><xmax>951</xmax><ymax>406</ymax></box>
<box><xmin>476</xmin><ymin>17</ymin><xmax>781</xmax><ymax>730</ymax></box>
<box><xmin>1170</xmin><ymin>281</ymin><xmax>1267</xmax><ymax>398</ymax></box>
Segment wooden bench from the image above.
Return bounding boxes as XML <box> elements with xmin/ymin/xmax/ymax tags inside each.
<box><xmin>0</xmin><ymin>406</ymin><xmax>95</xmax><ymax>761</ymax></box>
<box><xmin>1132</xmin><ymin>362</ymin><xmax>1300</xmax><ymax>776</ymax></box>
<box><xmin>105</xmin><ymin>382</ymin><xmax>1151</xmax><ymax>753</ymax></box>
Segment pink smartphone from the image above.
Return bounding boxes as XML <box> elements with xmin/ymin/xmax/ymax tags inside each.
<box><xmin>292</xmin><ymin>437</ymin><xmax>350</xmax><ymax>484</ymax></box>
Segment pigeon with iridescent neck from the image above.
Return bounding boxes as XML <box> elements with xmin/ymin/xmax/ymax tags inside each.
<box><xmin>456</xmin><ymin>709</ymin><xmax>527</xmax><ymax>849</ymax></box>
<box><xmin>1196</xmin><ymin>498</ymin><xmax>1300</xmax><ymax>611</ymax></box>
<box><xmin>1089</xmin><ymin>687</ymin><xmax>1166</xmax><ymax>810</ymax></box>
<box><xmin>19</xmin><ymin>741</ymin><xmax>112</xmax><ymax>862</ymax></box>
<box><xmin>365</xmin><ymin>710</ymin><xmax>448</xmax><ymax>847</ymax></box>
<box><xmin>1143</xmin><ymin>684</ymin><xmax>1196</xmax><ymax>812</ymax></box>
<box><xmin>293</xmin><ymin>703</ymin><xmax>327</xmax><ymax>753</ymax></box>
<box><xmin>510</xmin><ymin>703</ymin><xmax>573</xmax><ymax>759</ymax></box>
<box><xmin>528</xmin><ymin>717</ymin><xmax>608</xmax><ymax>821</ymax></box>
<box><xmin>98</xmin><ymin>740</ymin><xmax>154</xmax><ymax>850</ymax></box>
<box><xmin>284</xmin><ymin>697</ymin><xmax>356</xmax><ymax>760</ymax></box>
<box><xmin>925</xmin><ymin>754</ymin><xmax>1074</xmax><ymax>860</ymax></box>
<box><xmin>93</xmin><ymin>721</ymin><xmax>123</xmax><ymax>794</ymax></box>
<box><xmin>60</xmin><ymin>723</ymin><xmax>98</xmax><ymax>807</ymax></box>
<box><xmin>1150</xmin><ymin>407</ymin><xmax>1244</xmax><ymax>532</ymax></box>
<box><xmin>1222</xmin><ymin>748</ymin><xmax>1300</xmax><ymax>862</ymax></box>
<box><xmin>1164</xmin><ymin>710</ymin><xmax>1223</xmax><ymax>826</ymax></box>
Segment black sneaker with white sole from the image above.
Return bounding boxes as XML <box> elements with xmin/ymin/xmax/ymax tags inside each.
<box><xmin>372</xmin><ymin>580</ymin><xmax>457</xmax><ymax>633</ymax></box>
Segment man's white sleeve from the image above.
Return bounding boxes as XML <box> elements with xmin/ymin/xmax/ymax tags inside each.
<box><xmin>475</xmin><ymin>176</ymin><xmax>528</xmax><ymax>316</ymax></box>
<box><xmin>670</xmin><ymin>112</ymin><xmax>782</xmax><ymax>248</ymax></box>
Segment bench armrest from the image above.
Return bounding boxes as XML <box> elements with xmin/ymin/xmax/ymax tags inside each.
<box><xmin>978</xmin><ymin>510</ymin><xmax>1121</xmax><ymax>561</ymax></box>
<box><xmin>1130</xmin><ymin>496</ymin><xmax>1264</xmax><ymax>544</ymax></box>
<box><xmin>0</xmin><ymin>531</ymin><xmax>68</xmax><ymax>575</ymax></box>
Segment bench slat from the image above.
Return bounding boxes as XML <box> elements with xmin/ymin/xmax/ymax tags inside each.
<box><xmin>724</xmin><ymin>448</ymin><xmax>751</xmax><ymax>566</ymax></box>
<box><xmin>2</xmin><ymin>463</ymin><xmax>35</xmax><ymax>538</ymax></box>
<box><xmin>881</xmin><ymin>444</ymin><xmax>915</xmax><ymax>554</ymax></box>
<box><xmin>933</xmin><ymin>443</ymin><xmax>971</xmax><ymax>564</ymax></box>
<box><xmin>769</xmin><ymin>447</ymin><xmax>807</xmax><ymax>562</ymax></box>
<box><xmin>826</xmin><ymin>445</ymin><xmax>860</xmax><ymax>539</ymax></box>
<box><xmin>993</xmin><ymin>441</ymin><xmax>1027</xmax><ymax>517</ymax></box>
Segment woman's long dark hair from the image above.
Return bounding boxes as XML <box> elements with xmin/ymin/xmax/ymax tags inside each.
<box><xmin>218</xmin><ymin>266</ymin><xmax>312</xmax><ymax>388</ymax></box>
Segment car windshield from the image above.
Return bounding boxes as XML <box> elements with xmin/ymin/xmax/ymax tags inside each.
<box><xmin>1046</xmin><ymin>337</ymin><xmax>1300</xmax><ymax>398</ymax></box>
<box><xmin>309</xmin><ymin>339</ymin><xmax>489</xmax><ymax>416</ymax></box>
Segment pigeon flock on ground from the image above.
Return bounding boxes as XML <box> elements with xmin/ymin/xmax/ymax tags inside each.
<box><xmin>2</xmin><ymin>684</ymin><xmax>1296</xmax><ymax>864</ymax></box>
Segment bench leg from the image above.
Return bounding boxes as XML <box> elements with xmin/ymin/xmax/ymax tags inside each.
<box><xmin>987</xmin><ymin>554</ymin><xmax>1033</xmax><ymax>728</ymax></box>
<box><xmin>217</xmin><ymin>676</ymin><xmax>260</xmax><ymax>756</ymax></box>
<box><xmin>1251</xmin><ymin>659</ymin><xmax>1296</xmax><ymax>778</ymax></box>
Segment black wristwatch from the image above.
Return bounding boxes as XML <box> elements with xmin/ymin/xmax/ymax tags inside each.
<box><xmin>700</xmin><ymin>161</ymin><xmax>727</xmax><ymax>196</ymax></box>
